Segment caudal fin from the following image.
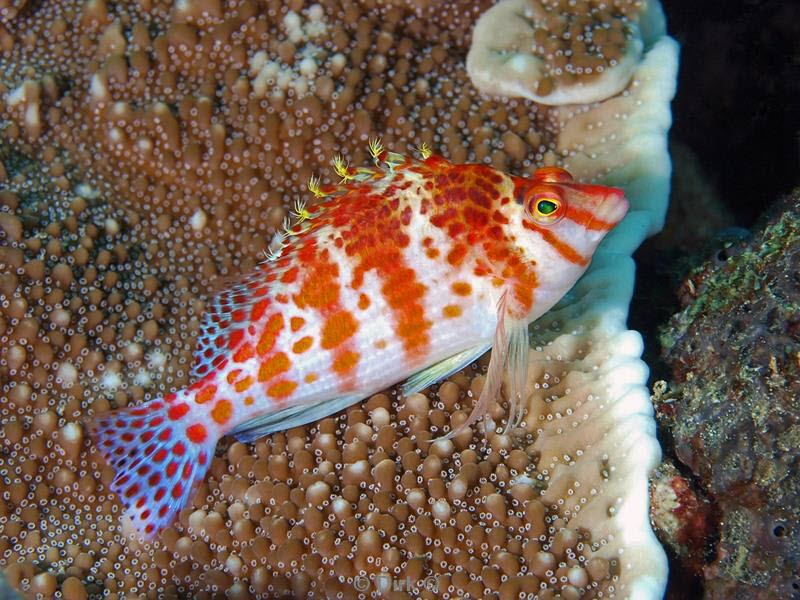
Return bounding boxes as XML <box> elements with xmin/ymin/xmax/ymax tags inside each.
<box><xmin>88</xmin><ymin>394</ymin><xmax>217</xmax><ymax>540</ymax></box>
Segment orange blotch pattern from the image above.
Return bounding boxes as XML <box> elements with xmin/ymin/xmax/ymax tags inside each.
<box><xmin>304</xmin><ymin>373</ymin><xmax>318</xmax><ymax>383</ymax></box>
<box><xmin>233</xmin><ymin>343</ymin><xmax>255</xmax><ymax>363</ymax></box>
<box><xmin>290</xmin><ymin>317</ymin><xmax>305</xmax><ymax>331</ymax></box>
<box><xmin>332</xmin><ymin>350</ymin><xmax>360</xmax><ymax>375</ymax></box>
<box><xmin>195</xmin><ymin>385</ymin><xmax>217</xmax><ymax>405</ymax></box>
<box><xmin>358</xmin><ymin>294</ymin><xmax>370</xmax><ymax>310</ymax></box>
<box><xmin>443</xmin><ymin>305</ymin><xmax>462</xmax><ymax>318</ymax></box>
<box><xmin>292</xmin><ymin>249</ymin><xmax>339</xmax><ymax>310</ymax></box>
<box><xmin>267</xmin><ymin>380</ymin><xmax>298</xmax><ymax>399</ymax></box>
<box><xmin>211</xmin><ymin>399</ymin><xmax>233</xmax><ymax>425</ymax></box>
<box><xmin>452</xmin><ymin>282</ymin><xmax>472</xmax><ymax>296</ymax></box>
<box><xmin>257</xmin><ymin>314</ymin><xmax>284</xmax><ymax>356</ymax></box>
<box><xmin>321</xmin><ymin>311</ymin><xmax>359</xmax><ymax>349</ymax></box>
<box><xmin>226</xmin><ymin>369</ymin><xmax>242</xmax><ymax>384</ymax></box>
<box><xmin>292</xmin><ymin>336</ymin><xmax>313</xmax><ymax>354</ymax></box>
<box><xmin>234</xmin><ymin>376</ymin><xmax>254</xmax><ymax>393</ymax></box>
<box><xmin>258</xmin><ymin>352</ymin><xmax>290</xmax><ymax>382</ymax></box>
<box><xmin>244</xmin><ymin>396</ymin><xmax>254</xmax><ymax>406</ymax></box>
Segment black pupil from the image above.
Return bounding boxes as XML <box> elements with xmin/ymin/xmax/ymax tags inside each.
<box><xmin>537</xmin><ymin>199</ymin><xmax>557</xmax><ymax>215</ymax></box>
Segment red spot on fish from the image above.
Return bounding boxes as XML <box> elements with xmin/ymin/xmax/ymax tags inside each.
<box><xmin>186</xmin><ymin>423</ymin><xmax>207</xmax><ymax>443</ymax></box>
<box><xmin>280</xmin><ymin>266</ymin><xmax>299</xmax><ymax>283</ymax></box>
<box><xmin>251</xmin><ymin>299</ymin><xmax>270</xmax><ymax>321</ymax></box>
<box><xmin>168</xmin><ymin>403</ymin><xmax>189</xmax><ymax>420</ymax></box>
<box><xmin>228</xmin><ymin>329</ymin><xmax>244</xmax><ymax>349</ymax></box>
<box><xmin>447</xmin><ymin>244</ymin><xmax>468</xmax><ymax>267</ymax></box>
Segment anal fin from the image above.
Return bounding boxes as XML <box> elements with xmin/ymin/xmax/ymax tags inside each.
<box><xmin>229</xmin><ymin>394</ymin><xmax>363</xmax><ymax>443</ymax></box>
<box><xmin>401</xmin><ymin>344</ymin><xmax>491</xmax><ymax>397</ymax></box>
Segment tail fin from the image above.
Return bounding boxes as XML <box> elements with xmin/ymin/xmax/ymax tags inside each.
<box><xmin>88</xmin><ymin>393</ymin><xmax>217</xmax><ymax>540</ymax></box>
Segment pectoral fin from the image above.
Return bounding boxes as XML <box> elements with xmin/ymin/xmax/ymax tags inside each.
<box><xmin>401</xmin><ymin>344</ymin><xmax>491</xmax><ymax>397</ymax></box>
<box><xmin>505</xmin><ymin>320</ymin><xmax>530</xmax><ymax>434</ymax></box>
<box><xmin>437</xmin><ymin>290</ymin><xmax>530</xmax><ymax>441</ymax></box>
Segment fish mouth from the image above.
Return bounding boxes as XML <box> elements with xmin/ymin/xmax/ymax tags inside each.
<box><xmin>596</xmin><ymin>187</ymin><xmax>629</xmax><ymax>230</ymax></box>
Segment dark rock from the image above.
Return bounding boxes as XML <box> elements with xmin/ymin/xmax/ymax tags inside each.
<box><xmin>659</xmin><ymin>190</ymin><xmax>800</xmax><ymax>599</ymax></box>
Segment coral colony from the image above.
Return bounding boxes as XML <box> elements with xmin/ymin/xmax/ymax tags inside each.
<box><xmin>0</xmin><ymin>0</ymin><xmax>677</xmax><ymax>598</ymax></box>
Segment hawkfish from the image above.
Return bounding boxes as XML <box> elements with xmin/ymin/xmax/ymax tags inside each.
<box><xmin>89</xmin><ymin>141</ymin><xmax>628</xmax><ymax>539</ymax></box>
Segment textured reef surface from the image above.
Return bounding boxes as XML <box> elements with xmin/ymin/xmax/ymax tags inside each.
<box><xmin>0</xmin><ymin>0</ymin><xmax>677</xmax><ymax>598</ymax></box>
<box><xmin>657</xmin><ymin>190</ymin><xmax>800</xmax><ymax>599</ymax></box>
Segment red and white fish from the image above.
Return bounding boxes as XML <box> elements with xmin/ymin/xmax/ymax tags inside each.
<box><xmin>88</xmin><ymin>141</ymin><xmax>628</xmax><ymax>539</ymax></box>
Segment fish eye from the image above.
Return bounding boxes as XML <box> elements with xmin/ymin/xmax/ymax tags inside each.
<box><xmin>526</xmin><ymin>189</ymin><xmax>565</xmax><ymax>225</ymax></box>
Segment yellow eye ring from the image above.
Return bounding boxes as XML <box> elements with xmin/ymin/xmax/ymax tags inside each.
<box><xmin>528</xmin><ymin>193</ymin><xmax>565</xmax><ymax>224</ymax></box>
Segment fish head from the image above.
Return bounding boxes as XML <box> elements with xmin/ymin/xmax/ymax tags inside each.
<box><xmin>505</xmin><ymin>166</ymin><xmax>629</xmax><ymax>318</ymax></box>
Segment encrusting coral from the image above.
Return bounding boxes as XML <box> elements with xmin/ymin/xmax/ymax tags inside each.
<box><xmin>657</xmin><ymin>191</ymin><xmax>800</xmax><ymax>598</ymax></box>
<box><xmin>0</xmin><ymin>0</ymin><xmax>676</xmax><ymax>598</ymax></box>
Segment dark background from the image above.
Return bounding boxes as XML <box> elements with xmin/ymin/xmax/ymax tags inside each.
<box><xmin>633</xmin><ymin>1</ymin><xmax>800</xmax><ymax>597</ymax></box>
<box><xmin>667</xmin><ymin>0</ymin><xmax>800</xmax><ymax>226</ymax></box>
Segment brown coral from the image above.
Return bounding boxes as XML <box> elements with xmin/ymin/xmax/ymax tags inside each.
<box><xmin>0</xmin><ymin>0</ymin><xmax>672</xmax><ymax>597</ymax></box>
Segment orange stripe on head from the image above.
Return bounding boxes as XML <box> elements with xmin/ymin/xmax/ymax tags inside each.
<box><xmin>522</xmin><ymin>220</ymin><xmax>588</xmax><ymax>266</ymax></box>
<box><xmin>566</xmin><ymin>206</ymin><xmax>617</xmax><ymax>232</ymax></box>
